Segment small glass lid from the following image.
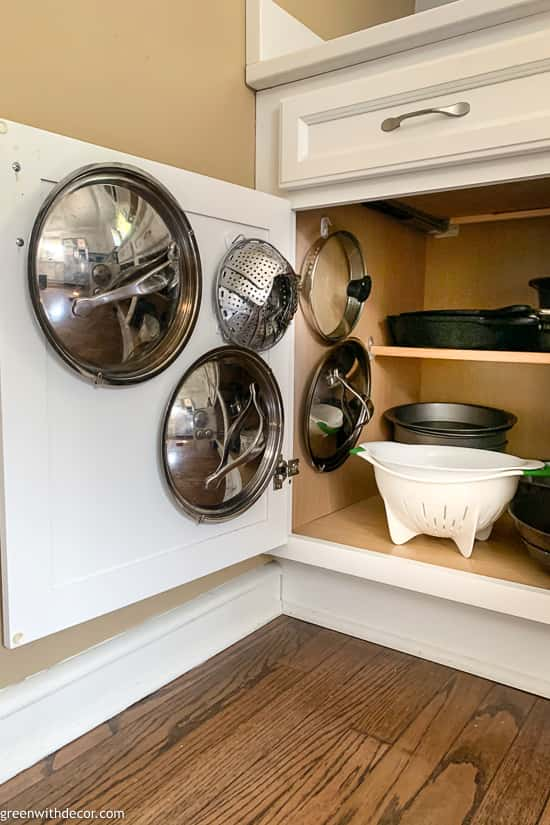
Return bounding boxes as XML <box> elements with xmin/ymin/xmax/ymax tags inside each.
<box><xmin>216</xmin><ymin>236</ymin><xmax>299</xmax><ymax>351</ymax></box>
<box><xmin>162</xmin><ymin>346</ymin><xmax>284</xmax><ymax>522</ymax></box>
<box><xmin>303</xmin><ymin>338</ymin><xmax>373</xmax><ymax>472</ymax></box>
<box><xmin>300</xmin><ymin>230</ymin><xmax>371</xmax><ymax>343</ymax></box>
<box><xmin>29</xmin><ymin>164</ymin><xmax>201</xmax><ymax>385</ymax></box>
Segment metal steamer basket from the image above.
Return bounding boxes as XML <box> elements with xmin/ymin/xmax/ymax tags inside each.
<box><xmin>215</xmin><ymin>236</ymin><xmax>299</xmax><ymax>351</ymax></box>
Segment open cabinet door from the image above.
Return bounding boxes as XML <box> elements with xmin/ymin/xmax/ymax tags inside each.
<box><xmin>0</xmin><ymin>120</ymin><xmax>295</xmax><ymax>646</ymax></box>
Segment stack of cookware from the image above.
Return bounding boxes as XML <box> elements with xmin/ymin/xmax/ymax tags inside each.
<box><xmin>384</xmin><ymin>402</ymin><xmax>517</xmax><ymax>452</ymax></box>
<box><xmin>509</xmin><ymin>475</ymin><xmax>550</xmax><ymax>572</ymax></box>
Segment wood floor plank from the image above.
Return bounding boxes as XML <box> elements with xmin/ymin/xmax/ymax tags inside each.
<box><xmin>152</xmin><ymin>689</ymin><xmax>385</xmax><ymax>824</ymax></box>
<box><xmin>470</xmin><ymin>698</ymin><xmax>550</xmax><ymax>825</ymax></box>
<box><xmin>0</xmin><ymin>759</ymin><xmax>52</xmax><ymax>808</ymax></box>
<box><xmin>345</xmin><ymin>648</ymin><xmax>452</xmax><ymax>743</ymax></box>
<box><xmin>122</xmin><ymin>656</ymin><xmax>379</xmax><ymax>824</ymax></box>
<box><xmin>196</xmin><ymin>731</ymin><xmax>387</xmax><ymax>825</ymax></box>
<box><xmin>277</xmin><ymin>627</ymin><xmax>373</xmax><ymax>674</ymax></box>
<box><xmin>152</xmin><ymin>649</ymin><xmax>455</xmax><ymax>824</ymax></box>
<box><xmin>0</xmin><ymin>617</ymin><xmax>316</xmax><ymax>811</ymax></box>
<box><xmin>126</xmin><ymin>634</ymin><xmax>379</xmax><ymax>818</ymax></box>
<box><xmin>49</xmin><ymin>724</ymin><xmax>113</xmax><ymax>773</ymax></box>
<box><xmin>374</xmin><ymin>683</ymin><xmax>535</xmax><ymax>825</ymax></box>
<box><xmin>303</xmin><ymin>671</ymin><xmax>489</xmax><ymax>825</ymax></box>
<box><xmin>284</xmin><ymin>634</ymin><xmax>384</xmax><ymax>681</ymax></box>
<box><xmin>538</xmin><ymin>795</ymin><xmax>550</xmax><ymax>825</ymax></box>
<box><xmin>110</xmin><ymin>615</ymin><xmax>319</xmax><ymax>733</ymax></box>
<box><xmin>2</xmin><ymin>664</ymin><xmax>325</xmax><ymax>822</ymax></box>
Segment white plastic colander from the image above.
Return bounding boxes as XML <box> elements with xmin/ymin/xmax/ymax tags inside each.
<box><xmin>353</xmin><ymin>442</ymin><xmax>544</xmax><ymax>557</ymax></box>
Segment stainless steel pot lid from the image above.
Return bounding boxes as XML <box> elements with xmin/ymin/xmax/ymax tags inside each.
<box><xmin>300</xmin><ymin>230</ymin><xmax>371</xmax><ymax>343</ymax></box>
<box><xmin>29</xmin><ymin>164</ymin><xmax>201</xmax><ymax>385</ymax></box>
<box><xmin>303</xmin><ymin>338</ymin><xmax>373</xmax><ymax>472</ymax></box>
<box><xmin>215</xmin><ymin>236</ymin><xmax>299</xmax><ymax>351</ymax></box>
<box><xmin>162</xmin><ymin>346</ymin><xmax>284</xmax><ymax>521</ymax></box>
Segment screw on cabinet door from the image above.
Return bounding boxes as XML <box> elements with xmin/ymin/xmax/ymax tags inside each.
<box><xmin>11</xmin><ymin>161</ymin><xmax>21</xmax><ymax>173</ymax></box>
<box><xmin>15</xmin><ymin>238</ymin><xmax>25</xmax><ymax>247</ymax></box>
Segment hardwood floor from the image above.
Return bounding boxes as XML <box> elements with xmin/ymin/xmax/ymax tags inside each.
<box><xmin>1</xmin><ymin>616</ymin><xmax>550</xmax><ymax>824</ymax></box>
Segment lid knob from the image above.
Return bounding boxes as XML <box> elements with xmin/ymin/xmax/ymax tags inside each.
<box><xmin>347</xmin><ymin>276</ymin><xmax>372</xmax><ymax>303</ymax></box>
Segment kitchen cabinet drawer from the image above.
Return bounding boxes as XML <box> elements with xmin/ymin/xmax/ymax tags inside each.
<box><xmin>280</xmin><ymin>68</ymin><xmax>550</xmax><ymax>190</ymax></box>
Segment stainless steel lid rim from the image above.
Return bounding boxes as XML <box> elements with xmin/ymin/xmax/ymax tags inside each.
<box><xmin>300</xmin><ymin>229</ymin><xmax>370</xmax><ymax>344</ymax></box>
<box><xmin>162</xmin><ymin>345</ymin><xmax>284</xmax><ymax>522</ymax></box>
<box><xmin>29</xmin><ymin>163</ymin><xmax>201</xmax><ymax>385</ymax></box>
<box><xmin>303</xmin><ymin>337</ymin><xmax>373</xmax><ymax>473</ymax></box>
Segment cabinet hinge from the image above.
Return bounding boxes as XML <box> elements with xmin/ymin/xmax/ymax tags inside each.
<box><xmin>273</xmin><ymin>455</ymin><xmax>300</xmax><ymax>490</ymax></box>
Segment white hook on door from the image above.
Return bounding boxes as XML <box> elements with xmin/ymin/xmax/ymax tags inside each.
<box><xmin>320</xmin><ymin>217</ymin><xmax>332</xmax><ymax>239</ymax></box>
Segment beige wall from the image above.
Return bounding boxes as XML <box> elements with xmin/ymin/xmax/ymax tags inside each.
<box><xmin>0</xmin><ymin>0</ymin><xmax>413</xmax><ymax>689</ymax></box>
<box><xmin>0</xmin><ymin>0</ymin><xmax>255</xmax><ymax>188</ymax></box>
<box><xmin>279</xmin><ymin>0</ymin><xmax>415</xmax><ymax>40</ymax></box>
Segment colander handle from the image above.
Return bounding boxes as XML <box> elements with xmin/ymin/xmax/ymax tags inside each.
<box><xmin>205</xmin><ymin>383</ymin><xmax>264</xmax><ymax>489</ymax></box>
<box><xmin>522</xmin><ymin>464</ymin><xmax>550</xmax><ymax>477</ymax></box>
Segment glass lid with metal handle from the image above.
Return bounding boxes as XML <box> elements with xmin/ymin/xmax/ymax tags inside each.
<box><xmin>29</xmin><ymin>164</ymin><xmax>201</xmax><ymax>385</ymax></box>
<box><xmin>162</xmin><ymin>346</ymin><xmax>285</xmax><ymax>522</ymax></box>
<box><xmin>300</xmin><ymin>224</ymin><xmax>371</xmax><ymax>343</ymax></box>
<box><xmin>215</xmin><ymin>236</ymin><xmax>299</xmax><ymax>351</ymax></box>
<box><xmin>303</xmin><ymin>338</ymin><xmax>374</xmax><ymax>472</ymax></box>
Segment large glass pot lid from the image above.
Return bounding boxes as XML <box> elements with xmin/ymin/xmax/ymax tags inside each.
<box><xmin>29</xmin><ymin>164</ymin><xmax>201</xmax><ymax>385</ymax></box>
<box><xmin>304</xmin><ymin>338</ymin><xmax>374</xmax><ymax>472</ymax></box>
<box><xmin>215</xmin><ymin>236</ymin><xmax>299</xmax><ymax>351</ymax></box>
<box><xmin>300</xmin><ymin>229</ymin><xmax>371</xmax><ymax>343</ymax></box>
<box><xmin>162</xmin><ymin>346</ymin><xmax>284</xmax><ymax>522</ymax></box>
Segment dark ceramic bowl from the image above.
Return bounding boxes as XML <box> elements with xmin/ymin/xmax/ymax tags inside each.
<box><xmin>509</xmin><ymin>484</ymin><xmax>550</xmax><ymax>553</ymax></box>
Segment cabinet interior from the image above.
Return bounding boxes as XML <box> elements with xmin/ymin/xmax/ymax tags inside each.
<box><xmin>293</xmin><ymin>177</ymin><xmax>550</xmax><ymax>590</ymax></box>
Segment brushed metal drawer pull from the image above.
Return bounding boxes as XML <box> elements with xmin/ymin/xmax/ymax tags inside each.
<box><xmin>381</xmin><ymin>102</ymin><xmax>470</xmax><ymax>133</ymax></box>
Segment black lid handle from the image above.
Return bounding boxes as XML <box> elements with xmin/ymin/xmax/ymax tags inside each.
<box><xmin>347</xmin><ymin>276</ymin><xmax>372</xmax><ymax>303</ymax></box>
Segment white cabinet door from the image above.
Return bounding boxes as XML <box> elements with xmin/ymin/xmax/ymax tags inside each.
<box><xmin>0</xmin><ymin>120</ymin><xmax>294</xmax><ymax>646</ymax></box>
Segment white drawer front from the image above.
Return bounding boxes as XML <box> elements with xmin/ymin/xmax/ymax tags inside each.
<box><xmin>280</xmin><ymin>69</ymin><xmax>550</xmax><ymax>189</ymax></box>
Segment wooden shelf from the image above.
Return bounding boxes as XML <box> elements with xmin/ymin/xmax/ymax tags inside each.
<box><xmin>371</xmin><ymin>345</ymin><xmax>550</xmax><ymax>365</ymax></box>
<box><xmin>277</xmin><ymin>496</ymin><xmax>550</xmax><ymax>626</ymax></box>
<box><xmin>293</xmin><ymin>495</ymin><xmax>550</xmax><ymax>591</ymax></box>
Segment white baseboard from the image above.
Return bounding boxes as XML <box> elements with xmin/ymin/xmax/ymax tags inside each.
<box><xmin>279</xmin><ymin>560</ymin><xmax>550</xmax><ymax>699</ymax></box>
<box><xmin>0</xmin><ymin>563</ymin><xmax>282</xmax><ymax>785</ymax></box>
